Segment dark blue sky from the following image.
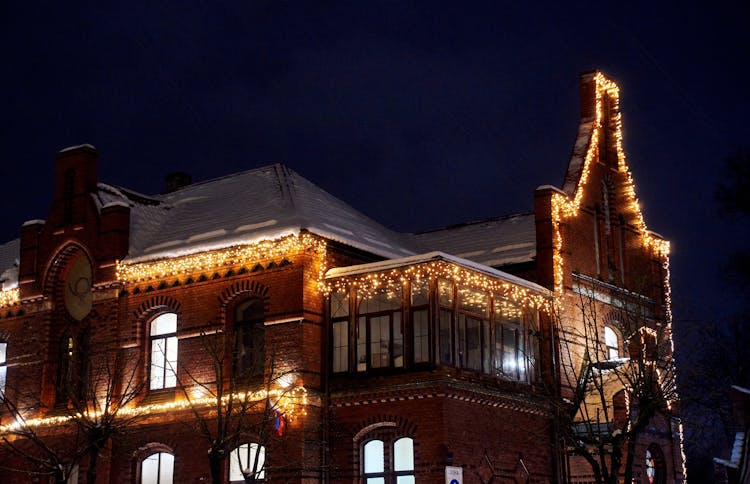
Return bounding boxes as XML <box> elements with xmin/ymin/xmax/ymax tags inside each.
<box><xmin>1</xmin><ymin>1</ymin><xmax>748</xmax><ymax>328</ymax></box>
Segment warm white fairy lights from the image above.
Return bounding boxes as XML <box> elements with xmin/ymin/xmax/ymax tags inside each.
<box><xmin>116</xmin><ymin>233</ymin><xmax>327</xmax><ymax>286</ymax></box>
<box><xmin>549</xmin><ymin>72</ymin><xmax>671</xmax><ymax>295</ymax></box>
<box><xmin>0</xmin><ymin>386</ymin><xmax>308</xmax><ymax>434</ymax></box>
<box><xmin>326</xmin><ymin>259</ymin><xmax>551</xmax><ymax>313</ymax></box>
<box><xmin>0</xmin><ymin>288</ymin><xmax>19</xmax><ymax>309</ymax></box>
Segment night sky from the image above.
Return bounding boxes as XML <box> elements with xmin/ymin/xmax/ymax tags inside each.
<box><xmin>1</xmin><ymin>3</ymin><xmax>747</xmax><ymax>341</ymax></box>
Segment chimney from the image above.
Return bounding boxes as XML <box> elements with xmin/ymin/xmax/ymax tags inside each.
<box><xmin>55</xmin><ymin>144</ymin><xmax>99</xmax><ymax>200</ymax></box>
<box><xmin>165</xmin><ymin>172</ymin><xmax>192</xmax><ymax>193</ymax></box>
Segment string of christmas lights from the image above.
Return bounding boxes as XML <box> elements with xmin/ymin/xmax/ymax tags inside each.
<box><xmin>116</xmin><ymin>233</ymin><xmax>328</xmax><ymax>286</ymax></box>
<box><xmin>325</xmin><ymin>260</ymin><xmax>551</xmax><ymax>313</ymax></box>
<box><xmin>0</xmin><ymin>288</ymin><xmax>19</xmax><ymax>309</ymax></box>
<box><xmin>0</xmin><ymin>386</ymin><xmax>308</xmax><ymax>434</ymax></box>
<box><xmin>550</xmin><ymin>72</ymin><xmax>671</xmax><ymax>297</ymax></box>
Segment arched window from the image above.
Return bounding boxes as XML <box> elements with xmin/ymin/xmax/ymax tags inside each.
<box><xmin>149</xmin><ymin>313</ymin><xmax>178</xmax><ymax>390</ymax></box>
<box><xmin>362</xmin><ymin>437</ymin><xmax>415</xmax><ymax>483</ymax></box>
<box><xmin>604</xmin><ymin>326</ymin><xmax>619</xmax><ymax>360</ymax></box>
<box><xmin>229</xmin><ymin>442</ymin><xmax>265</xmax><ymax>482</ymax></box>
<box><xmin>141</xmin><ymin>452</ymin><xmax>174</xmax><ymax>484</ymax></box>
<box><xmin>233</xmin><ymin>298</ymin><xmax>265</xmax><ymax>378</ymax></box>
<box><xmin>645</xmin><ymin>444</ymin><xmax>666</xmax><ymax>484</ymax></box>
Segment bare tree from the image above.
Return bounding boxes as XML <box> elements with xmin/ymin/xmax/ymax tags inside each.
<box><xmin>177</xmin><ymin>322</ymin><xmax>306</xmax><ymax>484</ymax></box>
<box><xmin>550</xmin><ymin>281</ymin><xmax>678</xmax><ymax>484</ymax></box>
<box><xmin>0</xmin><ymin>338</ymin><xmax>146</xmax><ymax>484</ymax></box>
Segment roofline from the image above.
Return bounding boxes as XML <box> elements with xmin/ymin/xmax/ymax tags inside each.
<box><xmin>413</xmin><ymin>211</ymin><xmax>534</xmax><ymax>235</ymax></box>
<box><xmin>325</xmin><ymin>251</ymin><xmax>550</xmax><ymax>295</ymax></box>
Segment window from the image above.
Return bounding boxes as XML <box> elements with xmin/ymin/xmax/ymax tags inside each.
<box><xmin>0</xmin><ymin>342</ymin><xmax>6</xmax><ymax>397</ymax></box>
<box><xmin>362</xmin><ymin>437</ymin><xmax>415</xmax><ymax>483</ymax></box>
<box><xmin>57</xmin><ymin>332</ymin><xmax>89</xmax><ymax>403</ymax></box>
<box><xmin>604</xmin><ymin>326</ymin><xmax>619</xmax><ymax>360</ymax></box>
<box><xmin>437</xmin><ymin>279</ymin><xmax>454</xmax><ymax>366</ymax></box>
<box><xmin>233</xmin><ymin>298</ymin><xmax>265</xmax><ymax>378</ymax></box>
<box><xmin>356</xmin><ymin>287</ymin><xmax>403</xmax><ymax>372</ymax></box>
<box><xmin>410</xmin><ymin>280</ymin><xmax>429</xmax><ymax>365</ymax></box>
<box><xmin>493</xmin><ymin>296</ymin><xmax>525</xmax><ymax>381</ymax></box>
<box><xmin>645</xmin><ymin>444</ymin><xmax>666</xmax><ymax>484</ymax></box>
<box><xmin>457</xmin><ymin>287</ymin><xmax>489</xmax><ymax>372</ymax></box>
<box><xmin>141</xmin><ymin>452</ymin><xmax>174</xmax><ymax>484</ymax></box>
<box><xmin>149</xmin><ymin>313</ymin><xmax>178</xmax><ymax>390</ymax></box>
<box><xmin>331</xmin><ymin>289</ymin><xmax>350</xmax><ymax>373</ymax></box>
<box><xmin>229</xmin><ymin>443</ymin><xmax>265</xmax><ymax>482</ymax></box>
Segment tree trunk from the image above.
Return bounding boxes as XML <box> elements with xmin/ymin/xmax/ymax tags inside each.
<box><xmin>622</xmin><ymin>435</ymin><xmax>637</xmax><ymax>484</ymax></box>
<box><xmin>87</xmin><ymin>444</ymin><xmax>100</xmax><ymax>484</ymax></box>
<box><xmin>54</xmin><ymin>467</ymin><xmax>66</xmax><ymax>484</ymax></box>
<box><xmin>208</xmin><ymin>448</ymin><xmax>224</xmax><ymax>484</ymax></box>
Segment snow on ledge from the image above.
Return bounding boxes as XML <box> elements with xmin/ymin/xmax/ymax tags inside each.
<box><xmin>325</xmin><ymin>251</ymin><xmax>550</xmax><ymax>295</ymax></box>
<box><xmin>535</xmin><ymin>184</ymin><xmax>566</xmax><ymax>194</ymax></box>
<box><xmin>59</xmin><ymin>143</ymin><xmax>96</xmax><ymax>153</ymax></box>
<box><xmin>22</xmin><ymin>219</ymin><xmax>45</xmax><ymax>226</ymax></box>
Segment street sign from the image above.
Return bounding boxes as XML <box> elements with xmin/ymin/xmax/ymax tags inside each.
<box><xmin>445</xmin><ymin>465</ymin><xmax>463</xmax><ymax>484</ymax></box>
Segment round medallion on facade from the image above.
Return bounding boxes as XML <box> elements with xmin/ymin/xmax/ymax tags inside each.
<box><xmin>63</xmin><ymin>255</ymin><xmax>93</xmax><ymax>320</ymax></box>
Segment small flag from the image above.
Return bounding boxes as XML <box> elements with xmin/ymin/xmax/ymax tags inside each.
<box><xmin>274</xmin><ymin>410</ymin><xmax>285</xmax><ymax>436</ymax></box>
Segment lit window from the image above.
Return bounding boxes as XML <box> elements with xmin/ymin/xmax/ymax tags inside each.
<box><xmin>229</xmin><ymin>443</ymin><xmax>265</xmax><ymax>482</ymax></box>
<box><xmin>362</xmin><ymin>437</ymin><xmax>415</xmax><ymax>483</ymax></box>
<box><xmin>141</xmin><ymin>452</ymin><xmax>174</xmax><ymax>484</ymax></box>
<box><xmin>604</xmin><ymin>326</ymin><xmax>619</xmax><ymax>360</ymax></box>
<box><xmin>493</xmin><ymin>296</ymin><xmax>526</xmax><ymax>381</ymax></box>
<box><xmin>0</xmin><ymin>342</ymin><xmax>6</xmax><ymax>397</ymax></box>
<box><xmin>150</xmin><ymin>313</ymin><xmax>178</xmax><ymax>390</ymax></box>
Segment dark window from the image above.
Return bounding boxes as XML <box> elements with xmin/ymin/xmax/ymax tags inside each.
<box><xmin>57</xmin><ymin>331</ymin><xmax>89</xmax><ymax>403</ymax></box>
<box><xmin>331</xmin><ymin>289</ymin><xmax>350</xmax><ymax>373</ymax></box>
<box><xmin>356</xmin><ymin>288</ymin><xmax>402</xmax><ymax>372</ymax></box>
<box><xmin>234</xmin><ymin>298</ymin><xmax>265</xmax><ymax>379</ymax></box>
<box><xmin>457</xmin><ymin>287</ymin><xmax>489</xmax><ymax>372</ymax></box>
<box><xmin>437</xmin><ymin>279</ymin><xmax>454</xmax><ymax>366</ymax></box>
<box><xmin>410</xmin><ymin>280</ymin><xmax>430</xmax><ymax>365</ymax></box>
<box><xmin>64</xmin><ymin>168</ymin><xmax>75</xmax><ymax>225</ymax></box>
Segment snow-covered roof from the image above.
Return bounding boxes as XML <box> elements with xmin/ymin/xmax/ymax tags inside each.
<box><xmin>326</xmin><ymin>251</ymin><xmax>550</xmax><ymax>295</ymax></box>
<box><xmin>562</xmin><ymin>119</ymin><xmax>594</xmax><ymax>196</ymax></box>
<box><xmin>98</xmin><ymin>164</ymin><xmax>418</xmax><ymax>262</ymax></box>
<box><xmin>412</xmin><ymin>213</ymin><xmax>536</xmax><ymax>268</ymax></box>
<box><xmin>0</xmin><ymin>238</ymin><xmax>20</xmax><ymax>291</ymax></box>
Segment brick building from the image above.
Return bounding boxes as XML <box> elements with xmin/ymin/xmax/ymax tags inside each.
<box><xmin>0</xmin><ymin>72</ymin><xmax>684</xmax><ymax>483</ymax></box>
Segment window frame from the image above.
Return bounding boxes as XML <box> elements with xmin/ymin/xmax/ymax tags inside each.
<box><xmin>604</xmin><ymin>325</ymin><xmax>619</xmax><ymax>360</ymax></box>
<box><xmin>0</xmin><ymin>341</ymin><xmax>6</xmax><ymax>398</ymax></box>
<box><xmin>140</xmin><ymin>451</ymin><xmax>175</xmax><ymax>484</ymax></box>
<box><xmin>361</xmin><ymin>436</ymin><xmax>415</xmax><ymax>484</ymax></box>
<box><xmin>229</xmin><ymin>442</ymin><xmax>266</xmax><ymax>482</ymax></box>
<box><xmin>331</xmin><ymin>289</ymin><xmax>350</xmax><ymax>373</ymax></box>
<box><xmin>356</xmin><ymin>288</ymin><xmax>404</xmax><ymax>372</ymax></box>
<box><xmin>149</xmin><ymin>313</ymin><xmax>178</xmax><ymax>391</ymax></box>
<box><xmin>232</xmin><ymin>298</ymin><xmax>266</xmax><ymax>379</ymax></box>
